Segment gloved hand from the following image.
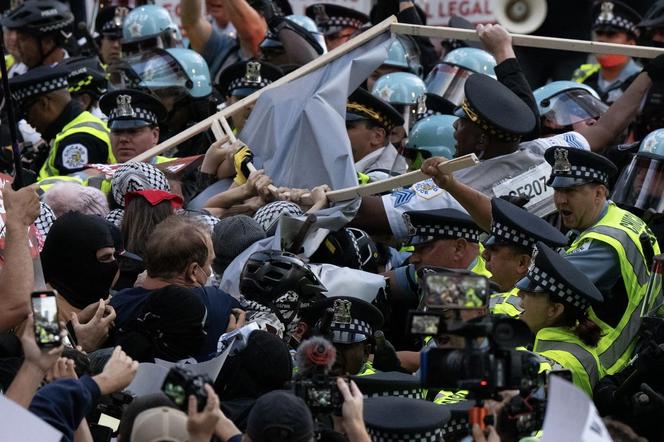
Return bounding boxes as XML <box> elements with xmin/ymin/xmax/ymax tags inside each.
<box><xmin>372</xmin><ymin>330</ymin><xmax>405</xmax><ymax>372</ymax></box>
<box><xmin>635</xmin><ymin>383</ymin><xmax>664</xmax><ymax>415</ymax></box>
<box><xmin>233</xmin><ymin>145</ymin><xmax>254</xmax><ymax>186</ymax></box>
<box><xmin>645</xmin><ymin>53</ymin><xmax>664</xmax><ymax>82</ymax></box>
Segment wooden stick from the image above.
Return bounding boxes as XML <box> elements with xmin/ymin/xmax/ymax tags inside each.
<box><xmin>130</xmin><ymin>15</ymin><xmax>397</xmax><ymax>163</ymax></box>
<box><xmin>298</xmin><ymin>154</ymin><xmax>479</xmax><ymax>205</ymax></box>
<box><xmin>391</xmin><ymin>23</ymin><xmax>664</xmax><ymax>59</ymax></box>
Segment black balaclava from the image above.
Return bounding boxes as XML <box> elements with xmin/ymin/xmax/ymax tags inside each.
<box><xmin>41</xmin><ymin>211</ymin><xmax>118</xmax><ymax>309</ymax></box>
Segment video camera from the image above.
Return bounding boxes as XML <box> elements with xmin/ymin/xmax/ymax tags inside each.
<box><xmin>291</xmin><ymin>336</ymin><xmax>346</xmax><ymax>416</ymax></box>
<box><xmin>408</xmin><ymin>271</ymin><xmax>540</xmax><ymax>398</ymax></box>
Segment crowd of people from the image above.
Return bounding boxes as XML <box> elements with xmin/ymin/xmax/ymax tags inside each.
<box><xmin>2</xmin><ymin>0</ymin><xmax>664</xmax><ymax>440</ymax></box>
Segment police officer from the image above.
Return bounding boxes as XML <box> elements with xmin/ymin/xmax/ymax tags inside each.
<box><xmin>9</xmin><ymin>64</ymin><xmax>113</xmax><ymax>179</ymax></box>
<box><xmin>384</xmin><ymin>209</ymin><xmax>487</xmax><ymax>357</ymax></box>
<box><xmin>572</xmin><ymin>1</ymin><xmax>643</xmax><ymax>104</ymax></box>
<box><xmin>405</xmin><ymin>114</ymin><xmax>457</xmax><ymax>170</ymax></box>
<box><xmin>308</xmin><ymin>296</ymin><xmax>384</xmax><ymax>376</ymax></box>
<box><xmin>62</xmin><ymin>56</ymin><xmax>109</xmax><ymax>120</ymax></box>
<box><xmin>546</xmin><ymin>146</ymin><xmax>660</xmax><ymax>375</ymax></box>
<box><xmin>516</xmin><ymin>241</ymin><xmax>606</xmax><ymax>396</ymax></box>
<box><xmin>98</xmin><ymin>89</ymin><xmax>167</xmax><ymax>164</ymax></box>
<box><xmin>534</xmin><ymin>81</ymin><xmax>608</xmax><ymax>136</ymax></box>
<box><xmin>94</xmin><ymin>5</ymin><xmax>130</xmax><ymax>84</ymax></box>
<box><xmin>1</xmin><ymin>0</ymin><xmax>73</xmax><ymax>69</ymax></box>
<box><xmin>346</xmin><ymin>88</ymin><xmax>407</xmax><ymax>181</ymax></box>
<box><xmin>612</xmin><ymin>128</ymin><xmax>664</xmax><ymax>245</ymax></box>
<box><xmin>486</xmin><ymin>198</ymin><xmax>569</xmax><ymax>317</ymax></box>
<box><xmin>304</xmin><ymin>3</ymin><xmax>368</xmax><ymax>50</ymax></box>
<box><xmin>121</xmin><ymin>5</ymin><xmax>182</xmax><ymax>58</ymax></box>
<box><xmin>217</xmin><ymin>60</ymin><xmax>284</xmax><ymax>133</ymax></box>
<box><xmin>367</xmin><ymin>35</ymin><xmax>423</xmax><ymax>91</ymax></box>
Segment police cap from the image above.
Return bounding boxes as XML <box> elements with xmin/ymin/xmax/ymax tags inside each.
<box><xmin>305</xmin><ymin>3</ymin><xmax>368</xmax><ymax>36</ymax></box>
<box><xmin>363</xmin><ymin>396</ymin><xmax>451</xmax><ymax>442</ymax></box>
<box><xmin>217</xmin><ymin>60</ymin><xmax>283</xmax><ymax>98</ymax></box>
<box><xmin>454</xmin><ymin>74</ymin><xmax>536</xmax><ymax>142</ymax></box>
<box><xmin>351</xmin><ymin>371</ymin><xmax>422</xmax><ymax>399</ymax></box>
<box><xmin>9</xmin><ymin>63</ymin><xmax>68</xmax><ymax>106</ymax></box>
<box><xmin>486</xmin><ymin>197</ymin><xmax>569</xmax><ymax>252</ymax></box>
<box><xmin>403</xmin><ymin>208</ymin><xmax>483</xmax><ymax>246</ymax></box>
<box><xmin>63</xmin><ymin>56</ymin><xmax>108</xmax><ymax>98</ymax></box>
<box><xmin>544</xmin><ymin>146</ymin><xmax>618</xmax><ymax>189</ymax></box>
<box><xmin>99</xmin><ymin>89</ymin><xmax>166</xmax><ymax>130</ymax></box>
<box><xmin>592</xmin><ymin>1</ymin><xmax>642</xmax><ymax>37</ymax></box>
<box><xmin>516</xmin><ymin>241</ymin><xmax>604</xmax><ymax>311</ymax></box>
<box><xmin>347</xmin><ymin>87</ymin><xmax>404</xmax><ymax>132</ymax></box>
<box><xmin>415</xmin><ymin>92</ymin><xmax>456</xmax><ymax>122</ymax></box>
<box><xmin>310</xmin><ymin>296</ymin><xmax>384</xmax><ymax>345</ymax></box>
<box><xmin>95</xmin><ymin>6</ymin><xmax>131</xmax><ymax>39</ymax></box>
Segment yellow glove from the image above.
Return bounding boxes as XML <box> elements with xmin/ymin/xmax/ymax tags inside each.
<box><xmin>233</xmin><ymin>145</ymin><xmax>254</xmax><ymax>186</ymax></box>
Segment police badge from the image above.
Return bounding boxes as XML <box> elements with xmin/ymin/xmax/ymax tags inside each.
<box><xmin>598</xmin><ymin>2</ymin><xmax>614</xmax><ymax>22</ymax></box>
<box><xmin>553</xmin><ymin>148</ymin><xmax>571</xmax><ymax>174</ymax></box>
<box><xmin>416</xmin><ymin>94</ymin><xmax>427</xmax><ymax>115</ymax></box>
<box><xmin>528</xmin><ymin>245</ymin><xmax>539</xmax><ymax>274</ymax></box>
<box><xmin>116</xmin><ymin>95</ymin><xmax>135</xmax><ymax>117</ymax></box>
<box><xmin>114</xmin><ymin>7</ymin><xmax>128</xmax><ymax>27</ymax></box>
<box><xmin>312</xmin><ymin>4</ymin><xmax>329</xmax><ymax>26</ymax></box>
<box><xmin>332</xmin><ymin>299</ymin><xmax>352</xmax><ymax>324</ymax></box>
<box><xmin>244</xmin><ymin>61</ymin><xmax>262</xmax><ymax>84</ymax></box>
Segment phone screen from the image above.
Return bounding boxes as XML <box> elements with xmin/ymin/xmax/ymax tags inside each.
<box><xmin>423</xmin><ymin>273</ymin><xmax>490</xmax><ymax>309</ymax></box>
<box><xmin>32</xmin><ymin>291</ymin><xmax>61</xmax><ymax>347</ymax></box>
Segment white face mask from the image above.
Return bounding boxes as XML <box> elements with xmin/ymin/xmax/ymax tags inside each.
<box><xmin>196</xmin><ymin>265</ymin><xmax>215</xmax><ymax>287</ymax></box>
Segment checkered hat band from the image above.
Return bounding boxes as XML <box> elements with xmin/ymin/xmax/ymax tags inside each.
<box><xmin>461</xmin><ymin>100</ymin><xmax>521</xmax><ymax>142</ymax></box>
<box><xmin>442</xmin><ymin>419</ymin><xmax>468</xmax><ymax>435</ymax></box>
<box><xmin>492</xmin><ymin>221</ymin><xmax>534</xmax><ymax>249</ymax></box>
<box><xmin>365</xmin><ymin>390</ymin><xmax>423</xmax><ymax>399</ymax></box>
<box><xmin>12</xmin><ymin>76</ymin><xmax>68</xmax><ymax>102</ymax></box>
<box><xmin>367</xmin><ymin>428</ymin><xmax>442</xmax><ymax>442</ymax></box>
<box><xmin>554</xmin><ymin>165</ymin><xmax>609</xmax><ymax>185</ymax></box>
<box><xmin>594</xmin><ymin>16</ymin><xmax>638</xmax><ymax>35</ymax></box>
<box><xmin>324</xmin><ymin>16</ymin><xmax>364</xmax><ymax>29</ymax></box>
<box><xmin>331</xmin><ymin>318</ymin><xmax>372</xmax><ymax>343</ymax></box>
<box><xmin>413</xmin><ymin>224</ymin><xmax>481</xmax><ymax>243</ymax></box>
<box><xmin>228</xmin><ymin>77</ymin><xmax>271</xmax><ymax>93</ymax></box>
<box><xmin>415</xmin><ymin>109</ymin><xmax>440</xmax><ymax>122</ymax></box>
<box><xmin>108</xmin><ymin>107</ymin><xmax>158</xmax><ymax>125</ymax></box>
<box><xmin>529</xmin><ymin>265</ymin><xmax>589</xmax><ymax>310</ymax></box>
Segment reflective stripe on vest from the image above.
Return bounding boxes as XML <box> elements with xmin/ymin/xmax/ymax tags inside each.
<box><xmin>535</xmin><ymin>339</ymin><xmax>600</xmax><ymax>391</ymax></box>
<box><xmin>39</xmin><ymin>112</ymin><xmax>113</xmax><ymax>180</ymax></box>
<box><xmin>567</xmin><ymin>203</ymin><xmax>660</xmax><ymax>374</ymax></box>
<box><xmin>572</xmin><ymin>63</ymin><xmax>600</xmax><ymax>84</ymax></box>
<box><xmin>489</xmin><ymin>287</ymin><xmax>522</xmax><ymax>317</ymax></box>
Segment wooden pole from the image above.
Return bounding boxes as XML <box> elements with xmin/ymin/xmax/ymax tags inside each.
<box><xmin>131</xmin><ymin>15</ymin><xmax>398</xmax><ymax>163</ymax></box>
<box><xmin>391</xmin><ymin>23</ymin><xmax>664</xmax><ymax>59</ymax></box>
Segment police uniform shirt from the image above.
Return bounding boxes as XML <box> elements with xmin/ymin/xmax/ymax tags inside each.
<box><xmin>42</xmin><ymin>101</ymin><xmax>110</xmax><ymax>174</ymax></box>
<box><xmin>562</xmin><ymin>201</ymin><xmax>622</xmax><ymax>317</ymax></box>
<box><xmin>382</xmin><ymin>131</ymin><xmax>591</xmax><ymax>239</ymax></box>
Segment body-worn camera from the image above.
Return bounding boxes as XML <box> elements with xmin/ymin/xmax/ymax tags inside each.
<box><xmin>162</xmin><ymin>366</ymin><xmax>212</xmax><ymax>412</ymax></box>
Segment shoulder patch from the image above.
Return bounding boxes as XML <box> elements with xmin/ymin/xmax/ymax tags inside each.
<box><xmin>411</xmin><ymin>178</ymin><xmax>444</xmax><ymax>200</ymax></box>
<box><xmin>61</xmin><ymin>144</ymin><xmax>89</xmax><ymax>170</ymax></box>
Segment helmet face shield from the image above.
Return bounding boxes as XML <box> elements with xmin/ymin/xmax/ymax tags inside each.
<box><xmin>424</xmin><ymin>63</ymin><xmax>473</xmax><ymax>108</ymax></box>
<box><xmin>540</xmin><ymin>89</ymin><xmax>608</xmax><ymax>127</ymax></box>
<box><xmin>126</xmin><ymin>49</ymin><xmax>190</xmax><ymax>92</ymax></box>
<box><xmin>612</xmin><ymin>154</ymin><xmax>664</xmax><ymax>214</ymax></box>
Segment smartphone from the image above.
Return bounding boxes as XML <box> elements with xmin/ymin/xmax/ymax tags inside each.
<box><xmin>31</xmin><ymin>291</ymin><xmax>61</xmax><ymax>348</ymax></box>
<box><xmin>422</xmin><ymin>272</ymin><xmax>490</xmax><ymax>309</ymax></box>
